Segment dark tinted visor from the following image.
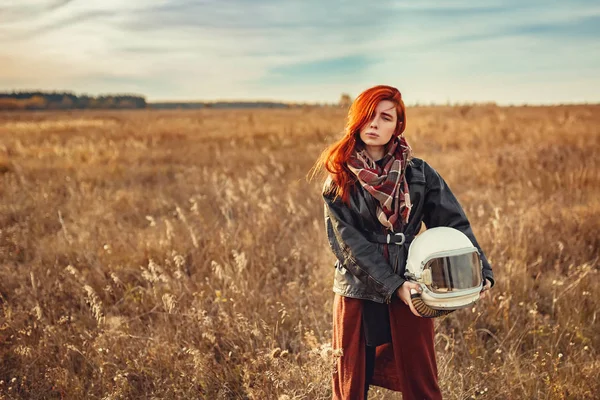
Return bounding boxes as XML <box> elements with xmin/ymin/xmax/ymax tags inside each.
<box><xmin>424</xmin><ymin>252</ymin><xmax>482</xmax><ymax>293</ymax></box>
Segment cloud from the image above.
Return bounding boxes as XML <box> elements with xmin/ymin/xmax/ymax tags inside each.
<box><xmin>4</xmin><ymin>10</ymin><xmax>117</xmax><ymax>40</ymax></box>
<box><xmin>258</xmin><ymin>55</ymin><xmax>371</xmax><ymax>86</ymax></box>
<box><xmin>0</xmin><ymin>0</ymin><xmax>598</xmax><ymax>103</ymax></box>
<box><xmin>0</xmin><ymin>0</ymin><xmax>75</xmax><ymax>22</ymax></box>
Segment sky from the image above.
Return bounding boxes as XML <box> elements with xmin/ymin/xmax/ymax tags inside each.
<box><xmin>0</xmin><ymin>0</ymin><xmax>599</xmax><ymax>104</ymax></box>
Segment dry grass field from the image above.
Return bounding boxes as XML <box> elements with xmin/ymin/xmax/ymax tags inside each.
<box><xmin>0</xmin><ymin>104</ymin><xmax>599</xmax><ymax>399</ymax></box>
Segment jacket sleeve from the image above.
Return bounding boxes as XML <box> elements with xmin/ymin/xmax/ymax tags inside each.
<box><xmin>323</xmin><ymin>188</ymin><xmax>405</xmax><ymax>302</ymax></box>
<box><xmin>422</xmin><ymin>162</ymin><xmax>495</xmax><ymax>287</ymax></box>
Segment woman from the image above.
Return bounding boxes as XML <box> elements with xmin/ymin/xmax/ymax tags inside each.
<box><xmin>312</xmin><ymin>85</ymin><xmax>494</xmax><ymax>399</ymax></box>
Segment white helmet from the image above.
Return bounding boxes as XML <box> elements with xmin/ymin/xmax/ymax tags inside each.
<box><xmin>405</xmin><ymin>227</ymin><xmax>484</xmax><ymax>318</ymax></box>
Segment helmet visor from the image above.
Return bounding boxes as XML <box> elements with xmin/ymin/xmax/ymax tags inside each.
<box><xmin>424</xmin><ymin>252</ymin><xmax>482</xmax><ymax>293</ymax></box>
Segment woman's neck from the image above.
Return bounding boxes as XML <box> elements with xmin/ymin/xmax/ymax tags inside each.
<box><xmin>365</xmin><ymin>145</ymin><xmax>385</xmax><ymax>161</ymax></box>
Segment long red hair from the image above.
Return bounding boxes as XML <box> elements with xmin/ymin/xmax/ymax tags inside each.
<box><xmin>310</xmin><ymin>85</ymin><xmax>408</xmax><ymax>204</ymax></box>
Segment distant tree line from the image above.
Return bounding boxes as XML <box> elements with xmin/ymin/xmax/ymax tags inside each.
<box><xmin>149</xmin><ymin>101</ymin><xmax>291</xmax><ymax>110</ymax></box>
<box><xmin>0</xmin><ymin>91</ymin><xmax>365</xmax><ymax>111</ymax></box>
<box><xmin>0</xmin><ymin>91</ymin><xmax>146</xmax><ymax>111</ymax></box>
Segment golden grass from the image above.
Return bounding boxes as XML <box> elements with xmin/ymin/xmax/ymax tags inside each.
<box><xmin>0</xmin><ymin>105</ymin><xmax>599</xmax><ymax>399</ymax></box>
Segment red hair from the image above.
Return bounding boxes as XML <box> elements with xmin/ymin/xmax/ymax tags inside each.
<box><xmin>310</xmin><ymin>85</ymin><xmax>407</xmax><ymax>204</ymax></box>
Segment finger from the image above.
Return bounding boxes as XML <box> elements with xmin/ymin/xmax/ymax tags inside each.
<box><xmin>407</xmin><ymin>298</ymin><xmax>422</xmax><ymax>317</ymax></box>
<box><xmin>408</xmin><ymin>282</ymin><xmax>422</xmax><ymax>293</ymax></box>
<box><xmin>409</xmin><ymin>304</ymin><xmax>421</xmax><ymax>317</ymax></box>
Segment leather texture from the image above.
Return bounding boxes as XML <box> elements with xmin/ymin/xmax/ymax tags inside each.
<box><xmin>323</xmin><ymin>157</ymin><xmax>495</xmax><ymax>304</ymax></box>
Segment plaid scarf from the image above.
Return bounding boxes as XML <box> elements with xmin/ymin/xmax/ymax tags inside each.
<box><xmin>347</xmin><ymin>136</ymin><xmax>412</xmax><ymax>232</ymax></box>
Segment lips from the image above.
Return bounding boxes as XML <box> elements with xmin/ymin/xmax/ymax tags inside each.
<box><xmin>365</xmin><ymin>132</ymin><xmax>379</xmax><ymax>138</ymax></box>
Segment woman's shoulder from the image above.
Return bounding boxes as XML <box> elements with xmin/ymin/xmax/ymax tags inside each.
<box><xmin>408</xmin><ymin>156</ymin><xmax>425</xmax><ymax>169</ymax></box>
<box><xmin>323</xmin><ymin>176</ymin><xmax>336</xmax><ymax>197</ymax></box>
<box><xmin>323</xmin><ymin>175</ymin><xmax>344</xmax><ymax>200</ymax></box>
<box><xmin>407</xmin><ymin>157</ymin><xmax>444</xmax><ymax>187</ymax></box>
<box><xmin>406</xmin><ymin>157</ymin><xmax>427</xmax><ymax>182</ymax></box>
<box><xmin>322</xmin><ymin>176</ymin><xmax>358</xmax><ymax>204</ymax></box>
<box><xmin>408</xmin><ymin>157</ymin><xmax>438</xmax><ymax>176</ymax></box>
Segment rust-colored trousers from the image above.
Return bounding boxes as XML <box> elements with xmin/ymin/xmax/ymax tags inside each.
<box><xmin>332</xmin><ymin>294</ymin><xmax>442</xmax><ymax>400</ymax></box>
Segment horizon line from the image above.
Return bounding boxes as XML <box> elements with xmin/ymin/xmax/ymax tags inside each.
<box><xmin>2</xmin><ymin>89</ymin><xmax>599</xmax><ymax>107</ymax></box>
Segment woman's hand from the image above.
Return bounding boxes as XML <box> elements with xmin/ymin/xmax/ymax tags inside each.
<box><xmin>479</xmin><ymin>279</ymin><xmax>492</xmax><ymax>300</ymax></box>
<box><xmin>396</xmin><ymin>281</ymin><xmax>423</xmax><ymax>317</ymax></box>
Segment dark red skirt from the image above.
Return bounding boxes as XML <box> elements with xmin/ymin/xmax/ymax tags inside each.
<box><xmin>332</xmin><ymin>294</ymin><xmax>442</xmax><ymax>400</ymax></box>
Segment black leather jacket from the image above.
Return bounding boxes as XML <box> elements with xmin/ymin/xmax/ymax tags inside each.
<box><xmin>323</xmin><ymin>157</ymin><xmax>495</xmax><ymax>304</ymax></box>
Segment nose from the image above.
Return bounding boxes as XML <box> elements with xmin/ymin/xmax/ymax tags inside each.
<box><xmin>369</xmin><ymin>117</ymin><xmax>378</xmax><ymax>129</ymax></box>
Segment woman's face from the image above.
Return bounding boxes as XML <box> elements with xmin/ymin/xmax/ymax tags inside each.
<box><xmin>359</xmin><ymin>100</ymin><xmax>398</xmax><ymax>150</ymax></box>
